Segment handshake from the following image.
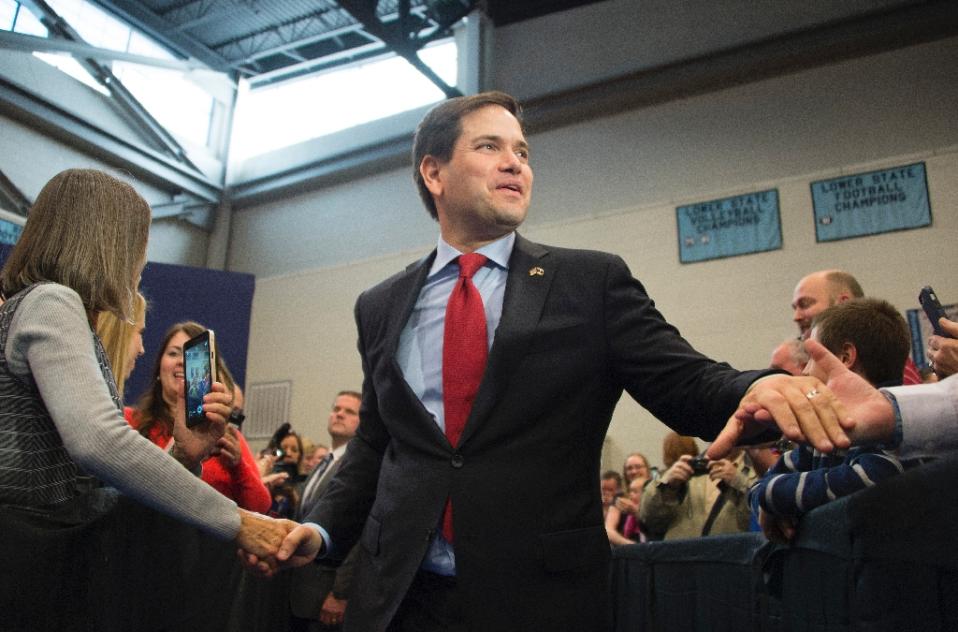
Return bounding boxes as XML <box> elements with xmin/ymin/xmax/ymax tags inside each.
<box><xmin>234</xmin><ymin>509</ymin><xmax>325</xmax><ymax>577</ymax></box>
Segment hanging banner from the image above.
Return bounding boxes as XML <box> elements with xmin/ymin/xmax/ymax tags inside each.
<box><xmin>810</xmin><ymin>162</ymin><xmax>931</xmax><ymax>242</ymax></box>
<box><xmin>676</xmin><ymin>189</ymin><xmax>781</xmax><ymax>264</ymax></box>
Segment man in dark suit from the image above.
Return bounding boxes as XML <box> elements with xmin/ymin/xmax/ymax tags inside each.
<box><xmin>289</xmin><ymin>390</ymin><xmax>362</xmax><ymax>631</ymax></box>
<box><xmin>248</xmin><ymin>91</ymin><xmax>852</xmax><ymax>631</ymax></box>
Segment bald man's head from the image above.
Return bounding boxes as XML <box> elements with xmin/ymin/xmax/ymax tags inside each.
<box><xmin>791</xmin><ymin>270</ymin><xmax>863</xmax><ymax>338</ymax></box>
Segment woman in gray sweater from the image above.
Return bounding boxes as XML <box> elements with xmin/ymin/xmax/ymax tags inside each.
<box><xmin>0</xmin><ymin>168</ymin><xmax>288</xmax><ymax>555</ymax></box>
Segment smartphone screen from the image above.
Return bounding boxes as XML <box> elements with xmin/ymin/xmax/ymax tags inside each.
<box><xmin>183</xmin><ymin>330</ymin><xmax>217</xmax><ymax>427</ymax></box>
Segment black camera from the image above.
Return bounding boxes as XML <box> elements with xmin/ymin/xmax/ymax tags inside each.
<box><xmin>689</xmin><ymin>455</ymin><xmax>710</xmax><ymax>476</ymax></box>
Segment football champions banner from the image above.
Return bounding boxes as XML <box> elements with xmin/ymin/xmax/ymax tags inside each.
<box><xmin>676</xmin><ymin>189</ymin><xmax>781</xmax><ymax>263</ymax></box>
<box><xmin>810</xmin><ymin>162</ymin><xmax>931</xmax><ymax>242</ymax></box>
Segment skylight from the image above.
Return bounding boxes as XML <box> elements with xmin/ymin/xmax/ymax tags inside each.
<box><xmin>231</xmin><ymin>39</ymin><xmax>458</xmax><ymax>160</ymax></box>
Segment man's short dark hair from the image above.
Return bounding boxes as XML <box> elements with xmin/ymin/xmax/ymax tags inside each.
<box><xmin>412</xmin><ymin>91</ymin><xmax>523</xmax><ymax>220</ymax></box>
<box><xmin>336</xmin><ymin>390</ymin><xmax>362</xmax><ymax>402</ymax></box>
<box><xmin>812</xmin><ymin>298</ymin><xmax>909</xmax><ymax>386</ymax></box>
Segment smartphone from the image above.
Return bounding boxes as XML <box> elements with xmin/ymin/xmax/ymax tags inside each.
<box><xmin>183</xmin><ymin>329</ymin><xmax>217</xmax><ymax>428</ymax></box>
<box><xmin>919</xmin><ymin>286</ymin><xmax>953</xmax><ymax>338</ymax></box>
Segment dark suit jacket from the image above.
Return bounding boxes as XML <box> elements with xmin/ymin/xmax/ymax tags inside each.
<box><xmin>308</xmin><ymin>234</ymin><xmax>767</xmax><ymax>632</ymax></box>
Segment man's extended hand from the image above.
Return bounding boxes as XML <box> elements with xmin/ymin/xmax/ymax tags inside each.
<box><xmin>709</xmin><ymin>371</ymin><xmax>851</xmax><ymax>458</ymax></box>
<box><xmin>238</xmin><ymin>522</ymin><xmax>324</xmax><ymax>578</ymax></box>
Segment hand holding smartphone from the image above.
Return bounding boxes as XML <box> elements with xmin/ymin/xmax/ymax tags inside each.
<box><xmin>183</xmin><ymin>329</ymin><xmax>217</xmax><ymax>427</ymax></box>
<box><xmin>919</xmin><ymin>286</ymin><xmax>954</xmax><ymax>339</ymax></box>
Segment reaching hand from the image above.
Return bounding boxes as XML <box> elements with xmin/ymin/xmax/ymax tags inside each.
<box><xmin>238</xmin><ymin>522</ymin><xmax>324</xmax><ymax>578</ymax></box>
<box><xmin>928</xmin><ymin>318</ymin><xmax>958</xmax><ymax>378</ymax></box>
<box><xmin>709</xmin><ymin>371</ymin><xmax>852</xmax><ymax>459</ymax></box>
<box><xmin>235</xmin><ymin>509</ymin><xmax>294</xmax><ymax>559</ymax></box>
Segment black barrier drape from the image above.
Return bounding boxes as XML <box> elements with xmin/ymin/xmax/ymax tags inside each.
<box><xmin>611</xmin><ymin>455</ymin><xmax>958</xmax><ymax>632</ymax></box>
<box><xmin>0</xmin><ymin>493</ymin><xmax>290</xmax><ymax>632</ymax></box>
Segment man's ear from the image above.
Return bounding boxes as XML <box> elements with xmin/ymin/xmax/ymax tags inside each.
<box><xmin>420</xmin><ymin>156</ymin><xmax>443</xmax><ymax>197</ymax></box>
<box><xmin>839</xmin><ymin>342</ymin><xmax>857</xmax><ymax>370</ymax></box>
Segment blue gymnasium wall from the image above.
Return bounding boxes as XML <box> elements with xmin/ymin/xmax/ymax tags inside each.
<box><xmin>127</xmin><ymin>261</ymin><xmax>254</xmax><ymax>406</ymax></box>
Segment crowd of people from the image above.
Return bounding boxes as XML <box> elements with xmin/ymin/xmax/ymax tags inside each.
<box><xmin>1</xmin><ymin>89</ymin><xmax>955</xmax><ymax>631</ymax></box>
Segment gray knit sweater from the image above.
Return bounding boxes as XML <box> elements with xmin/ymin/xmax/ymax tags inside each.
<box><xmin>1</xmin><ymin>283</ymin><xmax>240</xmax><ymax>540</ymax></box>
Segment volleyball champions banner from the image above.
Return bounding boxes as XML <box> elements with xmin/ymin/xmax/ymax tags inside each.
<box><xmin>676</xmin><ymin>189</ymin><xmax>781</xmax><ymax>263</ymax></box>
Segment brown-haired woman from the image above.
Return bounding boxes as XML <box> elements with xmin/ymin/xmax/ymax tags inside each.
<box><xmin>128</xmin><ymin>321</ymin><xmax>271</xmax><ymax>513</ymax></box>
<box><xmin>0</xmin><ymin>168</ymin><xmax>287</xmax><ymax>556</ymax></box>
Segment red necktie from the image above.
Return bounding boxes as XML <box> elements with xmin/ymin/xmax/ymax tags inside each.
<box><xmin>441</xmin><ymin>252</ymin><xmax>488</xmax><ymax>543</ymax></box>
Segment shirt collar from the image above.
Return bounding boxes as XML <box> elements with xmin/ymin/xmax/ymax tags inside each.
<box><xmin>429</xmin><ymin>232</ymin><xmax>516</xmax><ymax>277</ymax></box>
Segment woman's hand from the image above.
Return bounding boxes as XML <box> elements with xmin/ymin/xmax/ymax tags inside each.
<box><xmin>212</xmin><ymin>425</ymin><xmax>242</xmax><ymax>469</ymax></box>
<box><xmin>170</xmin><ymin>381</ymin><xmax>233</xmax><ymax>470</ymax></box>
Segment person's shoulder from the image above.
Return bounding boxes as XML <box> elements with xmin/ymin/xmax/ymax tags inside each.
<box><xmin>14</xmin><ymin>282</ymin><xmax>84</xmax><ymax>317</ymax></box>
<box><xmin>517</xmin><ymin>236</ymin><xmax>624</xmax><ymax>268</ymax></box>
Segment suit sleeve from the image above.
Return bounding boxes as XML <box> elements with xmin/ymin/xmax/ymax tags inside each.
<box><xmin>304</xmin><ymin>290</ymin><xmax>390</xmax><ymax>560</ymax></box>
<box><xmin>602</xmin><ymin>255</ymin><xmax>770</xmax><ymax>439</ymax></box>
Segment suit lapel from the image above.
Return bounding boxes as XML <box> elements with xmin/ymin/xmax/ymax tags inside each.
<box><xmin>459</xmin><ymin>234</ymin><xmax>553</xmax><ymax>447</ymax></box>
<box><xmin>382</xmin><ymin>250</ymin><xmax>451</xmax><ymax>446</ymax></box>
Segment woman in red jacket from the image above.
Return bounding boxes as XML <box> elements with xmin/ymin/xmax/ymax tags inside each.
<box><xmin>127</xmin><ymin>321</ymin><xmax>271</xmax><ymax>512</ymax></box>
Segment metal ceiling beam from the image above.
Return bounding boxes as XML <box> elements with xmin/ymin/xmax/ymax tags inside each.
<box><xmin>0</xmin><ymin>29</ymin><xmax>206</xmax><ymax>72</ymax></box>
<box><xmin>246</xmin><ymin>41</ymin><xmax>387</xmax><ymax>88</ymax></box>
<box><xmin>336</xmin><ymin>0</ymin><xmax>463</xmax><ymax>98</ymax></box>
<box><xmin>228</xmin><ymin>0</ymin><xmax>958</xmax><ymax>208</ymax></box>
<box><xmin>22</xmin><ymin>0</ymin><xmax>199</xmax><ymax>170</ymax></box>
<box><xmin>0</xmin><ymin>77</ymin><xmax>220</xmax><ymax>203</ymax></box>
<box><xmin>91</xmin><ymin>0</ymin><xmax>232</xmax><ymax>72</ymax></box>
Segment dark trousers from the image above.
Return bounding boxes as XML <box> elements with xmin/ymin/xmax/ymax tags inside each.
<box><xmin>386</xmin><ymin>570</ymin><xmax>466</xmax><ymax>632</ymax></box>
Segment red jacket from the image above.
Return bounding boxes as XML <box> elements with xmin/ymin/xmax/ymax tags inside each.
<box><xmin>124</xmin><ymin>407</ymin><xmax>271</xmax><ymax>513</ymax></box>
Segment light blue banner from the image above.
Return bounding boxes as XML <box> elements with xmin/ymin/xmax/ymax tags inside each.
<box><xmin>811</xmin><ymin>162</ymin><xmax>930</xmax><ymax>242</ymax></box>
<box><xmin>676</xmin><ymin>189</ymin><xmax>781</xmax><ymax>263</ymax></box>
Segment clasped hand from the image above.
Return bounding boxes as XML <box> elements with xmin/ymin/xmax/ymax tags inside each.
<box><xmin>235</xmin><ymin>517</ymin><xmax>325</xmax><ymax>578</ymax></box>
<box><xmin>709</xmin><ymin>339</ymin><xmax>896</xmax><ymax>459</ymax></box>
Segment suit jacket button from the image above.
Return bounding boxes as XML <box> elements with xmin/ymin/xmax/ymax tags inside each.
<box><xmin>451</xmin><ymin>453</ymin><xmax>464</xmax><ymax>468</ymax></box>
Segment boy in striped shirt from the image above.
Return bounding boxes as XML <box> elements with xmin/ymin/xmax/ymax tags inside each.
<box><xmin>749</xmin><ymin>298</ymin><xmax>908</xmax><ymax>543</ymax></box>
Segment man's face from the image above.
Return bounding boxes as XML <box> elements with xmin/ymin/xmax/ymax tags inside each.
<box><xmin>327</xmin><ymin>394</ymin><xmax>361</xmax><ymax>441</ymax></box>
<box><xmin>424</xmin><ymin>105</ymin><xmax>533</xmax><ymax>245</ymax></box>
<box><xmin>791</xmin><ymin>274</ymin><xmax>836</xmax><ymax>338</ymax></box>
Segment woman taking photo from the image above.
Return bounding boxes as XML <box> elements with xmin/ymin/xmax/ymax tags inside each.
<box><xmin>129</xmin><ymin>321</ymin><xmax>271</xmax><ymax>513</ymax></box>
<box><xmin>0</xmin><ymin>168</ymin><xmax>287</xmax><ymax>553</ymax></box>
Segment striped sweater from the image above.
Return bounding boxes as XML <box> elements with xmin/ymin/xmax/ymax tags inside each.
<box><xmin>749</xmin><ymin>444</ymin><xmax>903</xmax><ymax>520</ymax></box>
